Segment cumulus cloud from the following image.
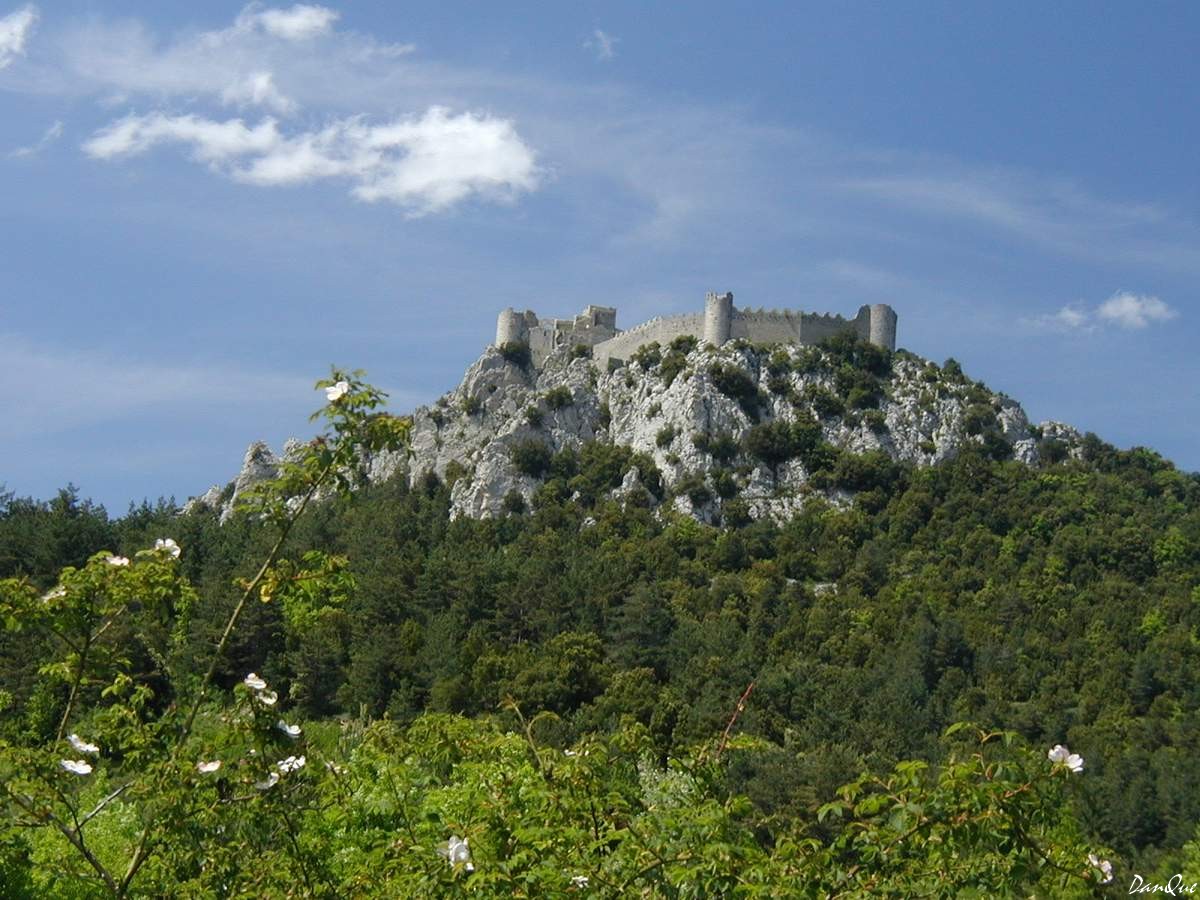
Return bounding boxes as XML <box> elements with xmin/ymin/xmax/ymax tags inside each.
<box><xmin>83</xmin><ymin>107</ymin><xmax>539</xmax><ymax>215</ymax></box>
<box><xmin>221</xmin><ymin>71</ymin><xmax>296</xmax><ymax>114</ymax></box>
<box><xmin>1096</xmin><ymin>291</ymin><xmax>1178</xmax><ymax>329</ymax></box>
<box><xmin>236</xmin><ymin>3</ymin><xmax>339</xmax><ymax>41</ymax></box>
<box><xmin>0</xmin><ymin>4</ymin><xmax>36</xmax><ymax>69</ymax></box>
<box><xmin>1023</xmin><ymin>292</ymin><xmax>1177</xmax><ymax>333</ymax></box>
<box><xmin>585</xmin><ymin>29</ymin><xmax>617</xmax><ymax>61</ymax></box>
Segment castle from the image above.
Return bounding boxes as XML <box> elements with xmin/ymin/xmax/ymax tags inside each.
<box><xmin>494</xmin><ymin>292</ymin><xmax>897</xmax><ymax>369</ymax></box>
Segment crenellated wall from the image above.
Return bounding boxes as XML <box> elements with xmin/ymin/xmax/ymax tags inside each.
<box><xmin>493</xmin><ymin>295</ymin><xmax>896</xmax><ymax>369</ymax></box>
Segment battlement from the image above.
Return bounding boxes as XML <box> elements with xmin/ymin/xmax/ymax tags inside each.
<box><xmin>493</xmin><ymin>294</ymin><xmax>896</xmax><ymax>369</ymax></box>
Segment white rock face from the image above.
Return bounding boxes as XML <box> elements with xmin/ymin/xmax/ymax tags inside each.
<box><xmin>192</xmin><ymin>342</ymin><xmax>1083</xmax><ymax>524</ymax></box>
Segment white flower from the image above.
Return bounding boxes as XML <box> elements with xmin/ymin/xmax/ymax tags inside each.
<box><xmin>564</xmin><ymin>749</ymin><xmax>578</xmax><ymax>757</ymax></box>
<box><xmin>243</xmin><ymin>672</ymin><xmax>267</xmax><ymax>691</ymax></box>
<box><xmin>257</xmin><ymin>690</ymin><xmax>278</xmax><ymax>706</ymax></box>
<box><xmin>1048</xmin><ymin>744</ymin><xmax>1084</xmax><ymax>773</ymax></box>
<box><xmin>570</xmin><ymin>874</ymin><xmax>589</xmax><ymax>888</ymax></box>
<box><xmin>324</xmin><ymin>380</ymin><xmax>350</xmax><ymax>402</ymax></box>
<box><xmin>253</xmin><ymin>771</ymin><xmax>279</xmax><ymax>790</ymax></box>
<box><xmin>197</xmin><ymin>760</ymin><xmax>222</xmax><ymax>774</ymax></box>
<box><xmin>438</xmin><ymin>835</ymin><xmax>474</xmax><ymax>872</ymax></box>
<box><xmin>105</xmin><ymin>555</ymin><xmax>130</xmax><ymax>567</ymax></box>
<box><xmin>60</xmin><ymin>759</ymin><xmax>93</xmax><ymax>775</ymax></box>
<box><xmin>1088</xmin><ymin>853</ymin><xmax>1113</xmax><ymax>884</ymax></box>
<box><xmin>154</xmin><ymin>538</ymin><xmax>181</xmax><ymax>558</ymax></box>
<box><xmin>67</xmin><ymin>734</ymin><xmax>99</xmax><ymax>755</ymax></box>
<box><xmin>41</xmin><ymin>586</ymin><xmax>65</xmax><ymax>602</ymax></box>
<box><xmin>278</xmin><ymin>754</ymin><xmax>306</xmax><ymax>774</ymax></box>
<box><xmin>276</xmin><ymin>719</ymin><xmax>302</xmax><ymax>739</ymax></box>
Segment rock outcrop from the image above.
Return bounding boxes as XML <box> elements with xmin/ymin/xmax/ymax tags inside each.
<box><xmin>188</xmin><ymin>338</ymin><xmax>1085</xmax><ymax>525</ymax></box>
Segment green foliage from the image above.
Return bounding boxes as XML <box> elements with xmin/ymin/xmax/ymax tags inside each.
<box><xmin>630</xmin><ymin>342</ymin><xmax>662</xmax><ymax>370</ymax></box>
<box><xmin>497</xmin><ymin>341</ymin><xmax>532</xmax><ymax>369</ymax></box>
<box><xmin>6</xmin><ymin>360</ymin><xmax>1200</xmax><ymax>894</ymax></box>
<box><xmin>509</xmin><ymin>440</ymin><xmax>553</xmax><ymax>478</ymax></box>
<box><xmin>524</xmin><ymin>405</ymin><xmax>543</xmax><ymax>428</ymax></box>
<box><xmin>708</xmin><ymin>364</ymin><xmax>763</xmax><ymax>420</ymax></box>
<box><xmin>543</xmin><ymin>386</ymin><xmax>573</xmax><ymax>410</ymax></box>
<box><xmin>656</xmin><ymin>425</ymin><xmax>678</xmax><ymax>448</ymax></box>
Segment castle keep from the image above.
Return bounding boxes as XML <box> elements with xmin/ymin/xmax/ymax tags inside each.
<box><xmin>494</xmin><ymin>292</ymin><xmax>897</xmax><ymax>368</ymax></box>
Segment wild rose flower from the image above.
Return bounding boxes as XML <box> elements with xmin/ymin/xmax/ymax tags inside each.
<box><xmin>324</xmin><ymin>380</ymin><xmax>350</xmax><ymax>402</ymax></box>
<box><xmin>154</xmin><ymin>538</ymin><xmax>181</xmax><ymax>558</ymax></box>
<box><xmin>41</xmin><ymin>586</ymin><xmax>65</xmax><ymax>602</ymax></box>
<box><xmin>243</xmin><ymin>673</ymin><xmax>267</xmax><ymax>691</ymax></box>
<box><xmin>1048</xmin><ymin>744</ymin><xmax>1084</xmax><ymax>773</ymax></box>
<box><xmin>253</xmin><ymin>771</ymin><xmax>279</xmax><ymax>790</ymax></box>
<box><xmin>570</xmin><ymin>874</ymin><xmax>589</xmax><ymax>888</ymax></box>
<box><xmin>438</xmin><ymin>835</ymin><xmax>474</xmax><ymax>871</ymax></box>
<box><xmin>278</xmin><ymin>755</ymin><xmax>306</xmax><ymax>774</ymax></box>
<box><xmin>60</xmin><ymin>759</ymin><xmax>93</xmax><ymax>775</ymax></box>
<box><xmin>197</xmin><ymin>760</ymin><xmax>222</xmax><ymax>774</ymax></box>
<box><xmin>1088</xmin><ymin>853</ymin><xmax>1113</xmax><ymax>884</ymax></box>
<box><xmin>67</xmin><ymin>734</ymin><xmax>99</xmax><ymax>755</ymax></box>
<box><xmin>257</xmin><ymin>690</ymin><xmax>278</xmax><ymax>706</ymax></box>
<box><xmin>105</xmin><ymin>555</ymin><xmax>129</xmax><ymax>566</ymax></box>
<box><xmin>276</xmin><ymin>719</ymin><xmax>301</xmax><ymax>739</ymax></box>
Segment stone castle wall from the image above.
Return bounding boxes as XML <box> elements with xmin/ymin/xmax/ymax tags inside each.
<box><xmin>591</xmin><ymin>313</ymin><xmax>706</xmax><ymax>369</ymax></box>
<box><xmin>495</xmin><ymin>294</ymin><xmax>896</xmax><ymax>369</ymax></box>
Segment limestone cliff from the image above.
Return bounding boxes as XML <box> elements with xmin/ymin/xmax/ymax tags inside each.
<box><xmin>188</xmin><ymin>338</ymin><xmax>1084</xmax><ymax>525</ymax></box>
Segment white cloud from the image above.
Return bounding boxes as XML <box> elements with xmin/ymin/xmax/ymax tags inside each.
<box><xmin>1023</xmin><ymin>292</ymin><xmax>1177</xmax><ymax>333</ymax></box>
<box><xmin>84</xmin><ymin>107</ymin><xmax>539</xmax><ymax>215</ymax></box>
<box><xmin>0</xmin><ymin>4</ymin><xmax>36</xmax><ymax>69</ymax></box>
<box><xmin>221</xmin><ymin>71</ymin><xmax>296</xmax><ymax>114</ymax></box>
<box><xmin>236</xmin><ymin>4</ymin><xmax>339</xmax><ymax>41</ymax></box>
<box><xmin>8</xmin><ymin>118</ymin><xmax>61</xmax><ymax>157</ymax></box>
<box><xmin>585</xmin><ymin>29</ymin><xmax>617</xmax><ymax>61</ymax></box>
<box><xmin>1097</xmin><ymin>291</ymin><xmax>1177</xmax><ymax>329</ymax></box>
<box><xmin>84</xmin><ymin>113</ymin><xmax>281</xmax><ymax>163</ymax></box>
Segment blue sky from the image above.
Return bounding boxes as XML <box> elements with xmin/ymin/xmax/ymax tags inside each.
<box><xmin>1</xmin><ymin>2</ymin><xmax>1197</xmax><ymax>511</ymax></box>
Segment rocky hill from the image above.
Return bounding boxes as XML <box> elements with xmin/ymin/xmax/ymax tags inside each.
<box><xmin>190</xmin><ymin>334</ymin><xmax>1083</xmax><ymax>524</ymax></box>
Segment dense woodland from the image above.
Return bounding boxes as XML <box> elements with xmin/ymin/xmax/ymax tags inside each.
<box><xmin>2</xmin><ymin>353</ymin><xmax>1199</xmax><ymax>895</ymax></box>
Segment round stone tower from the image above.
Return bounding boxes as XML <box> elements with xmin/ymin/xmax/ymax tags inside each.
<box><xmin>868</xmin><ymin>304</ymin><xmax>898</xmax><ymax>352</ymax></box>
<box><xmin>495</xmin><ymin>308</ymin><xmax>528</xmax><ymax>347</ymax></box>
<box><xmin>703</xmin><ymin>291</ymin><xmax>733</xmax><ymax>346</ymax></box>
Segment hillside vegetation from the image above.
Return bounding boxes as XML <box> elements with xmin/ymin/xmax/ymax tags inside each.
<box><xmin>1</xmin><ymin>347</ymin><xmax>1198</xmax><ymax>895</ymax></box>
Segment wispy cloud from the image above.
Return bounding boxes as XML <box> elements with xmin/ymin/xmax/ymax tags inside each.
<box><xmin>8</xmin><ymin>118</ymin><xmax>61</xmax><ymax>158</ymax></box>
<box><xmin>0</xmin><ymin>332</ymin><xmax>311</xmax><ymax>439</ymax></box>
<box><xmin>0</xmin><ymin>3</ymin><xmax>36</xmax><ymax>69</ymax></box>
<box><xmin>84</xmin><ymin>107</ymin><xmax>539</xmax><ymax>215</ymax></box>
<box><xmin>585</xmin><ymin>29</ymin><xmax>617</xmax><ymax>61</ymax></box>
<box><xmin>843</xmin><ymin>169</ymin><xmax>1200</xmax><ymax>274</ymax></box>
<box><xmin>1022</xmin><ymin>292</ymin><xmax>1178</xmax><ymax>333</ymax></box>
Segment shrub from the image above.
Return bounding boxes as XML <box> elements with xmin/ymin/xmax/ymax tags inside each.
<box><xmin>804</xmin><ymin>386</ymin><xmax>844</xmax><ymax>419</ymax></box>
<box><xmin>461</xmin><ymin>395</ymin><xmax>482</xmax><ymax>416</ymax></box>
<box><xmin>571</xmin><ymin>343</ymin><xmax>593</xmax><ymax>360</ymax></box>
<box><xmin>709</xmin><ymin>364</ymin><xmax>762</xmax><ymax>420</ymax></box>
<box><xmin>499</xmin><ymin>341</ymin><xmax>532</xmax><ymax>368</ymax></box>
<box><xmin>510</xmin><ymin>440</ymin><xmax>553</xmax><ymax>478</ymax></box>
<box><xmin>631</xmin><ymin>342</ymin><xmax>662</xmax><ymax>370</ymax></box>
<box><xmin>656</xmin><ymin>425</ymin><xmax>678</xmax><ymax>448</ymax></box>
<box><xmin>526</xmin><ymin>406</ymin><xmax>544</xmax><ymax>428</ymax></box>
<box><xmin>545</xmin><ymin>386</ymin><xmax>574</xmax><ymax>410</ymax></box>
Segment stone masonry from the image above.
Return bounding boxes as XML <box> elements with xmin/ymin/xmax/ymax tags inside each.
<box><xmin>494</xmin><ymin>292</ymin><xmax>897</xmax><ymax>368</ymax></box>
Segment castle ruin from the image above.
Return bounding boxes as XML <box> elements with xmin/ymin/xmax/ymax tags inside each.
<box><xmin>494</xmin><ymin>293</ymin><xmax>897</xmax><ymax>369</ymax></box>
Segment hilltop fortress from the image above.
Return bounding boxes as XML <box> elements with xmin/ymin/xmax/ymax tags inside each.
<box><xmin>494</xmin><ymin>292</ymin><xmax>898</xmax><ymax>369</ymax></box>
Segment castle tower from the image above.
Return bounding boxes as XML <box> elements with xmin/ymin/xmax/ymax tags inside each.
<box><xmin>495</xmin><ymin>308</ymin><xmax>528</xmax><ymax>347</ymax></box>
<box><xmin>868</xmin><ymin>304</ymin><xmax>897</xmax><ymax>352</ymax></box>
<box><xmin>703</xmin><ymin>291</ymin><xmax>733</xmax><ymax>346</ymax></box>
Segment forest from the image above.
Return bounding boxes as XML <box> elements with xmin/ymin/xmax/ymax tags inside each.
<box><xmin>2</xmin><ymin>360</ymin><xmax>1198</xmax><ymax>896</ymax></box>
